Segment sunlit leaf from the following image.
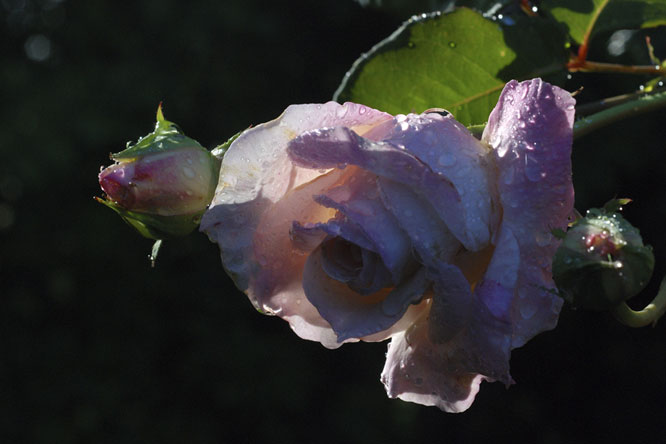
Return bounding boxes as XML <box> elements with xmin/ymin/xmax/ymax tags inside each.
<box><xmin>334</xmin><ymin>8</ymin><xmax>568</xmax><ymax>126</ymax></box>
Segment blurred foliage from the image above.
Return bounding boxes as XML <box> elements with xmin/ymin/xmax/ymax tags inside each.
<box><xmin>1</xmin><ymin>0</ymin><xmax>665</xmax><ymax>443</ymax></box>
<box><xmin>542</xmin><ymin>0</ymin><xmax>666</xmax><ymax>44</ymax></box>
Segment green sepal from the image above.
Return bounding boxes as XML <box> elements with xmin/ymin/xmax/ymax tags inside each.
<box><xmin>111</xmin><ymin>104</ymin><xmax>208</xmax><ymax>160</ymax></box>
<box><xmin>466</xmin><ymin>123</ymin><xmax>486</xmax><ymax>139</ymax></box>
<box><xmin>553</xmin><ymin>243</ymin><xmax>654</xmax><ymax>311</ymax></box>
<box><xmin>602</xmin><ymin>198</ymin><xmax>632</xmax><ymax>214</ymax></box>
<box><xmin>551</xmin><ymin>227</ymin><xmax>567</xmax><ymax>240</ymax></box>
<box><xmin>150</xmin><ymin>240</ymin><xmax>163</xmax><ymax>267</ymax></box>
<box><xmin>95</xmin><ymin>196</ymin><xmax>203</xmax><ymax>240</ymax></box>
<box><xmin>211</xmin><ymin>129</ymin><xmax>244</xmax><ymax>160</ymax></box>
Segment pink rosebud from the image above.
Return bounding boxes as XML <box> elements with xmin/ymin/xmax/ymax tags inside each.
<box><xmin>201</xmin><ymin>79</ymin><xmax>575</xmax><ymax>411</ymax></box>
<box><xmin>99</xmin><ymin>147</ymin><xmax>217</xmax><ymax>217</ymax></box>
<box><xmin>97</xmin><ymin>107</ymin><xmax>220</xmax><ymax>239</ymax></box>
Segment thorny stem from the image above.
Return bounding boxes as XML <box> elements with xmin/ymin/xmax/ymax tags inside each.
<box><xmin>575</xmin><ymin>90</ymin><xmax>649</xmax><ymax>116</ymax></box>
<box><xmin>573</xmin><ymin>88</ymin><xmax>666</xmax><ymax>139</ymax></box>
<box><xmin>612</xmin><ymin>276</ymin><xmax>666</xmax><ymax>327</ymax></box>
<box><xmin>568</xmin><ymin>59</ymin><xmax>662</xmax><ymax>75</ymax></box>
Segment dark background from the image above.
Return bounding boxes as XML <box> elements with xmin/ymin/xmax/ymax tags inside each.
<box><xmin>1</xmin><ymin>1</ymin><xmax>665</xmax><ymax>443</ymax></box>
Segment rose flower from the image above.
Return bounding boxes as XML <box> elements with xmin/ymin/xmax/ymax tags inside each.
<box><xmin>201</xmin><ymin>78</ymin><xmax>575</xmax><ymax>412</ymax></box>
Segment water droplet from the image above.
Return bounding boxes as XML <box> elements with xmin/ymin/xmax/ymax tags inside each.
<box><xmin>448</xmin><ymin>41</ymin><xmax>456</xmax><ymax>48</ymax></box>
<box><xmin>408</xmin><ymin>41</ymin><xmax>415</xmax><ymax>49</ymax></box>
<box><xmin>183</xmin><ymin>167</ymin><xmax>195</xmax><ymax>179</ymax></box>
<box><xmin>336</xmin><ymin>106</ymin><xmax>348</xmax><ymax>118</ymax></box>
<box><xmin>438</xmin><ymin>152</ymin><xmax>456</xmax><ymax>166</ymax></box>
<box><xmin>566</xmin><ymin>73</ymin><xmax>572</xmax><ymax>80</ymax></box>
<box><xmin>535</xmin><ymin>231</ymin><xmax>551</xmax><ymax>247</ymax></box>
<box><xmin>359</xmin><ymin>106</ymin><xmax>367</xmax><ymax>115</ymax></box>
<box><xmin>524</xmin><ymin>154</ymin><xmax>544</xmax><ymax>182</ymax></box>
<box><xmin>519</xmin><ymin>302</ymin><xmax>537</xmax><ymax>319</ymax></box>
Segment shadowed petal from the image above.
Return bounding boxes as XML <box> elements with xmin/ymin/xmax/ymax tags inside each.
<box><xmin>303</xmin><ymin>246</ymin><xmax>430</xmax><ymax>342</ymax></box>
<box><xmin>367</xmin><ymin>112</ymin><xmax>498</xmax><ymax>250</ymax></box>
<box><xmin>382</xmin><ymin>263</ymin><xmax>513</xmax><ymax>412</ymax></box>
<box><xmin>482</xmin><ymin>78</ymin><xmax>574</xmax><ymax>347</ymax></box>
<box><xmin>314</xmin><ymin>170</ymin><xmax>412</xmax><ymax>283</ymax></box>
<box><xmin>381</xmin><ymin>314</ymin><xmax>486</xmax><ymax>413</ymax></box>
<box><xmin>378</xmin><ymin>177</ymin><xmax>460</xmax><ymax>267</ymax></box>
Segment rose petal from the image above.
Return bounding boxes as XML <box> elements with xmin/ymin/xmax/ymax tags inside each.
<box><xmin>381</xmin><ymin>317</ymin><xmax>486</xmax><ymax>413</ymax></box>
<box><xmin>366</xmin><ymin>112</ymin><xmax>498</xmax><ymax>250</ymax></box>
<box><xmin>288</xmin><ymin>121</ymin><xmax>492</xmax><ymax>252</ymax></box>
<box><xmin>319</xmin><ymin>237</ymin><xmax>393</xmax><ymax>294</ymax></box>
<box><xmin>378</xmin><ymin>177</ymin><xmax>460</xmax><ymax>267</ymax></box>
<box><xmin>382</xmin><ymin>263</ymin><xmax>513</xmax><ymax>412</ymax></box>
<box><xmin>482</xmin><ymin>78</ymin><xmax>574</xmax><ymax>347</ymax></box>
<box><xmin>314</xmin><ymin>170</ymin><xmax>413</xmax><ymax>283</ymax></box>
<box><xmin>303</xmin><ymin>245</ymin><xmax>430</xmax><ymax>342</ymax></box>
<box><xmin>201</xmin><ymin>102</ymin><xmax>393</xmax><ymax>348</ymax></box>
<box><xmin>426</xmin><ymin>262</ymin><xmax>473</xmax><ymax>343</ymax></box>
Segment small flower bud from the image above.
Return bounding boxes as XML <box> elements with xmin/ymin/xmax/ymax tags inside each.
<box><xmin>552</xmin><ymin>200</ymin><xmax>654</xmax><ymax>310</ymax></box>
<box><xmin>96</xmin><ymin>106</ymin><xmax>219</xmax><ymax>239</ymax></box>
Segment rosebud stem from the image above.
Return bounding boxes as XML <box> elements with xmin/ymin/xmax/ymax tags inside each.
<box><xmin>573</xmin><ymin>89</ymin><xmax>666</xmax><ymax>140</ymax></box>
<box><xmin>611</xmin><ymin>275</ymin><xmax>666</xmax><ymax>327</ymax></box>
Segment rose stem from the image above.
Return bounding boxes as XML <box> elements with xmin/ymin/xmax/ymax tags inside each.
<box><xmin>573</xmin><ymin>88</ymin><xmax>666</xmax><ymax>139</ymax></box>
<box><xmin>611</xmin><ymin>275</ymin><xmax>666</xmax><ymax>327</ymax></box>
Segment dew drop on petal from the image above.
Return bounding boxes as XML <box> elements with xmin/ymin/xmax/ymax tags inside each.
<box><xmin>535</xmin><ymin>230</ymin><xmax>551</xmax><ymax>247</ymax></box>
<box><xmin>524</xmin><ymin>155</ymin><xmax>543</xmax><ymax>182</ymax></box>
<box><xmin>438</xmin><ymin>152</ymin><xmax>456</xmax><ymax>166</ymax></box>
<box><xmin>336</xmin><ymin>106</ymin><xmax>348</xmax><ymax>118</ymax></box>
<box><xmin>519</xmin><ymin>302</ymin><xmax>538</xmax><ymax>319</ymax></box>
<box><xmin>183</xmin><ymin>167</ymin><xmax>195</xmax><ymax>179</ymax></box>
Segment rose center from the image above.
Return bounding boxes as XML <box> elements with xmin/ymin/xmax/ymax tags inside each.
<box><xmin>320</xmin><ymin>237</ymin><xmax>393</xmax><ymax>295</ymax></box>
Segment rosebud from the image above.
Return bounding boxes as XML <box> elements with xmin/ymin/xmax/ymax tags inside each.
<box><xmin>96</xmin><ymin>106</ymin><xmax>220</xmax><ymax>239</ymax></box>
<box><xmin>552</xmin><ymin>200</ymin><xmax>654</xmax><ymax>310</ymax></box>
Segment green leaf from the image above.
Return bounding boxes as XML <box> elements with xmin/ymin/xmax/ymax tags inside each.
<box><xmin>354</xmin><ymin>0</ymin><xmax>515</xmax><ymax>17</ymax></box>
<box><xmin>334</xmin><ymin>8</ymin><xmax>568</xmax><ymax>126</ymax></box>
<box><xmin>542</xmin><ymin>0</ymin><xmax>666</xmax><ymax>45</ymax></box>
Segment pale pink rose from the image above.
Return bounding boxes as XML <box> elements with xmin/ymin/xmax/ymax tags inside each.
<box><xmin>201</xmin><ymin>78</ymin><xmax>575</xmax><ymax>411</ymax></box>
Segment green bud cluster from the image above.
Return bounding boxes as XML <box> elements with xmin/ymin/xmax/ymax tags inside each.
<box><xmin>552</xmin><ymin>200</ymin><xmax>654</xmax><ymax>310</ymax></box>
